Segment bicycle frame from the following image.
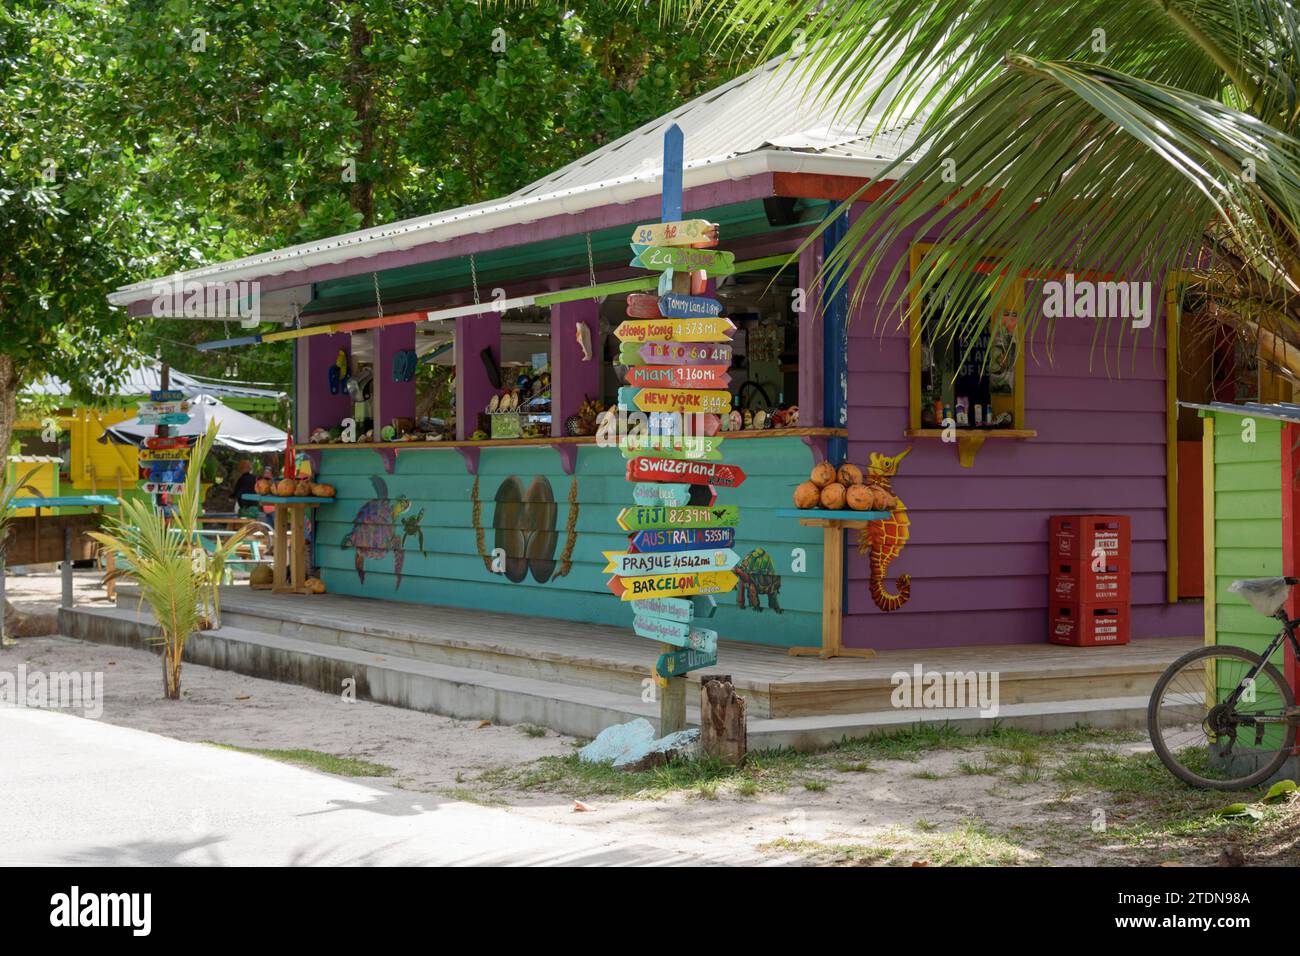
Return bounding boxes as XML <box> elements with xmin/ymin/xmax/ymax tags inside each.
<box><xmin>1221</xmin><ymin>612</ymin><xmax>1300</xmax><ymax>722</ymax></box>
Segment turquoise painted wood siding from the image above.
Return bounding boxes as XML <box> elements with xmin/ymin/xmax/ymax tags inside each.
<box><xmin>1211</xmin><ymin>413</ymin><xmax>1284</xmax><ymax>673</ymax></box>
<box><xmin>311</xmin><ymin>436</ymin><xmax>823</xmax><ymax>648</ymax></box>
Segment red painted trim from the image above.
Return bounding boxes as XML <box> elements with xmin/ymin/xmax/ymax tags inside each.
<box><xmin>773</xmin><ymin>172</ymin><xmax>894</xmax><ymax>202</ymax></box>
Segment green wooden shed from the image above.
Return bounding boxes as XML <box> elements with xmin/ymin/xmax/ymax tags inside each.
<box><xmin>1187</xmin><ymin>402</ymin><xmax>1300</xmax><ymax>695</ymax></box>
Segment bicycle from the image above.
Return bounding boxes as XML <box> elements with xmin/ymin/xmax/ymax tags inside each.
<box><xmin>1148</xmin><ymin>576</ymin><xmax>1300</xmax><ymax>790</ymax></box>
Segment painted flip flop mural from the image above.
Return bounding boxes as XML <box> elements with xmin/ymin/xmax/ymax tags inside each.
<box><xmin>471</xmin><ymin>474</ymin><xmax>579</xmax><ymax>584</ymax></box>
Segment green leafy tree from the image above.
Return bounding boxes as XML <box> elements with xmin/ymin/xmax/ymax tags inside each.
<box><xmin>703</xmin><ymin>0</ymin><xmax>1300</xmax><ymax>383</ymax></box>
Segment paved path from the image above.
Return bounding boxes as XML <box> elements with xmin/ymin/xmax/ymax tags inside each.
<box><xmin>0</xmin><ymin>708</ymin><xmax>711</xmax><ymax>866</ymax></box>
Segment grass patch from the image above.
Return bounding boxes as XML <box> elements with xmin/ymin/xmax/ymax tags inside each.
<box><xmin>516</xmin><ymin>724</ymin><xmax>548</xmax><ymax>738</ymax></box>
<box><xmin>206</xmin><ymin>743</ymin><xmax>394</xmax><ymax>778</ymax></box>
<box><xmin>762</xmin><ymin>822</ymin><xmax>1030</xmax><ymax>867</ymax></box>
<box><xmin>803</xmin><ymin>779</ymin><xmax>830</xmax><ymax>792</ymax></box>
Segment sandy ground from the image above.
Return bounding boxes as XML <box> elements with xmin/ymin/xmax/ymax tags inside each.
<box><xmin>4</xmin><ymin>572</ymin><xmax>1274</xmax><ymax>866</ymax></box>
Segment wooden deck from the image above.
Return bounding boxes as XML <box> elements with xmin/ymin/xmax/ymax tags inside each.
<box><xmin>209</xmin><ymin>587</ymin><xmax>1198</xmax><ymax>720</ymax></box>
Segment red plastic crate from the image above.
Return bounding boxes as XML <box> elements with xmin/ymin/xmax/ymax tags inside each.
<box><xmin>1050</xmin><ymin>514</ymin><xmax>1131</xmax><ymax>562</ymax></box>
<box><xmin>1050</xmin><ymin>557</ymin><xmax>1131</xmax><ymax>604</ymax></box>
<box><xmin>1048</xmin><ymin>601</ymin><xmax>1131</xmax><ymax>646</ymax></box>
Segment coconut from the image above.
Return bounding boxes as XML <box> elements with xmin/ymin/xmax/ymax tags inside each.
<box><xmin>254</xmin><ymin>477</ymin><xmax>272</xmax><ymax>495</ymax></box>
<box><xmin>845</xmin><ymin>484</ymin><xmax>873</xmax><ymax>511</ymax></box>
<box><xmin>310</xmin><ymin>482</ymin><xmax>335</xmax><ymax>498</ymax></box>
<box><xmin>838</xmin><ymin>463</ymin><xmax>864</xmax><ymax>486</ymax></box>
<box><xmin>304</xmin><ymin>577</ymin><xmax>327</xmax><ymax>594</ymax></box>
<box><xmin>793</xmin><ymin>481</ymin><xmax>821</xmax><ymax>509</ymax></box>
<box><xmin>275</xmin><ymin>477</ymin><xmax>296</xmax><ymax>497</ymax></box>
<box><xmin>820</xmin><ymin>482</ymin><xmax>847</xmax><ymax>510</ymax></box>
<box><xmin>294</xmin><ymin>479</ymin><xmax>312</xmax><ymax>497</ymax></box>
<box><xmin>810</xmin><ymin>460</ymin><xmax>837</xmax><ymax>487</ymax></box>
<box><xmin>250</xmin><ymin>565</ymin><xmax>273</xmax><ymax>588</ymax></box>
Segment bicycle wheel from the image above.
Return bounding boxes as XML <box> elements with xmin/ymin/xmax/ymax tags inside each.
<box><xmin>1148</xmin><ymin>644</ymin><xmax>1296</xmax><ymax>790</ymax></box>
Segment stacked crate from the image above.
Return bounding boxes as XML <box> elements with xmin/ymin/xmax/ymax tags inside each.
<box><xmin>1048</xmin><ymin>514</ymin><xmax>1132</xmax><ymax>646</ymax></box>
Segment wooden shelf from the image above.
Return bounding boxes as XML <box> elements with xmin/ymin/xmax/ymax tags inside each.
<box><xmin>904</xmin><ymin>427</ymin><xmax>1036</xmax><ymax>467</ymax></box>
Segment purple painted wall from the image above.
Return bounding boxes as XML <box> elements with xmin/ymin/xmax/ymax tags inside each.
<box><xmin>455</xmin><ymin>312</ymin><xmax>501</xmax><ymax>439</ymax></box>
<box><xmin>373</xmin><ymin>323</ymin><xmax>417</xmax><ymax>432</ymax></box>
<box><xmin>550</xmin><ymin>299</ymin><xmax>601</xmax><ymax>437</ymax></box>
<box><xmin>840</xmin><ymin>230</ymin><xmax>1201</xmax><ymax>650</ymax></box>
<box><xmin>303</xmin><ymin>333</ymin><xmax>354</xmax><ymax>437</ymax></box>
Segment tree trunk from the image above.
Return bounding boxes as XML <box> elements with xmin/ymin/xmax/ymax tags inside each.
<box><xmin>346</xmin><ymin>10</ymin><xmax>376</xmax><ymax>229</ymax></box>
<box><xmin>1</xmin><ymin>353</ymin><xmax>20</xmax><ymax>635</ymax></box>
<box><xmin>699</xmin><ymin>674</ymin><xmax>747</xmax><ymax>767</ymax></box>
<box><xmin>162</xmin><ymin>641</ymin><xmax>182</xmax><ymax>700</ymax></box>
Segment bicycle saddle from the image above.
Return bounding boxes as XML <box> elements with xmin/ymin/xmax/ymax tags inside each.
<box><xmin>1228</xmin><ymin>577</ymin><xmax>1298</xmax><ymax>616</ymax></box>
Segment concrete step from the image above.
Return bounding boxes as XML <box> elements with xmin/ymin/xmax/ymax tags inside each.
<box><xmin>60</xmin><ymin>604</ymin><xmax>1157</xmax><ymax>750</ymax></box>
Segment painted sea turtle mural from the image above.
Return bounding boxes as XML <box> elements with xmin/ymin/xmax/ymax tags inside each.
<box><xmin>735</xmin><ymin>547</ymin><xmax>782</xmax><ymax>613</ymax></box>
<box><xmin>340</xmin><ymin>475</ymin><xmax>424</xmax><ymax>589</ymax></box>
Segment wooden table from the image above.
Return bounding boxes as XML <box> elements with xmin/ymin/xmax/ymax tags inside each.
<box><xmin>775</xmin><ymin>508</ymin><xmax>890</xmax><ymax>660</ymax></box>
<box><xmin>245</xmin><ymin>495</ymin><xmax>332</xmax><ymax>594</ymax></box>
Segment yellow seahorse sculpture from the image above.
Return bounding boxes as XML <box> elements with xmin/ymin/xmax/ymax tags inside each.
<box><xmin>858</xmin><ymin>447</ymin><xmax>912</xmax><ymax>612</ymax></box>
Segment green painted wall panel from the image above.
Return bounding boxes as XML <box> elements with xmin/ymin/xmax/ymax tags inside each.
<box><xmin>1210</xmin><ymin>413</ymin><xmax>1285</xmax><ymax>684</ymax></box>
<box><xmin>311</xmin><ymin>437</ymin><xmax>823</xmax><ymax>648</ymax></box>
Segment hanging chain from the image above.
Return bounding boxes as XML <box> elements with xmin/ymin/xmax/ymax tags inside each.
<box><xmin>586</xmin><ymin>232</ymin><xmax>596</xmax><ymax>288</ymax></box>
<box><xmin>292</xmin><ymin>300</ymin><xmax>301</xmax><ymax>330</ymax></box>
<box><xmin>372</xmin><ymin>272</ymin><xmax>384</xmax><ymax>318</ymax></box>
<box><xmin>470</xmin><ymin>253</ymin><xmax>480</xmax><ymax>306</ymax></box>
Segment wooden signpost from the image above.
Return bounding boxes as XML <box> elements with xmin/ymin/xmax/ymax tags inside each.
<box><xmin>631</xmin><ymin>482</ymin><xmax>713</xmax><ymax>508</ymax></box>
<box><xmin>608</xmin><ymin>123</ymin><xmax>741</xmax><ymax>737</ymax></box>
<box><xmin>659</xmin><ymin>293</ymin><xmax>723</xmax><ymax>318</ymax></box>
<box><xmin>606</xmin><ymin>569</ymin><xmax>738</xmax><ymax>601</ymax></box>
<box><xmin>618</xmin><ymin>341</ymin><xmax>733</xmax><ymax>366</ymax></box>
<box><xmin>623</xmin><ymin>365</ymin><xmax>730</xmax><ymax>390</ymax></box>
<box><xmin>631</xmin><ymin>246</ymin><xmax>736</xmax><ymax>275</ymax></box>
<box><xmin>141</xmin><ymin>387</ymin><xmax>190</xmax><ymax>506</ymax></box>
<box><xmin>616</xmin><ymin>504</ymin><xmax>738</xmax><ymax>532</ymax></box>
<box><xmin>626</xmin><ymin>457</ymin><xmax>746</xmax><ymax>488</ymax></box>
<box><xmin>603</xmin><ymin>548</ymin><xmax>741</xmax><ymax>575</ymax></box>
<box><xmin>614</xmin><ymin>317</ymin><xmax>735</xmax><ymax>344</ymax></box>
<box><xmin>631</xmin><ymin>594</ymin><xmax>717</xmax><ymax>623</ymax></box>
<box><xmin>631</xmin><ymin>219</ymin><xmax>718</xmax><ymax>247</ymax></box>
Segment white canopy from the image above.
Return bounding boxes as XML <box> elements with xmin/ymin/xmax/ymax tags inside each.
<box><xmin>101</xmin><ymin>394</ymin><xmax>286</xmax><ymax>454</ymax></box>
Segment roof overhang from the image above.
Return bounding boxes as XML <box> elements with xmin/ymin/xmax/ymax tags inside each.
<box><xmin>109</xmin><ymin>149</ymin><xmax>902</xmax><ymax>313</ymax></box>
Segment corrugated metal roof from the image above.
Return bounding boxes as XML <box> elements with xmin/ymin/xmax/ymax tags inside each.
<box><xmin>509</xmin><ymin>49</ymin><xmax>924</xmax><ymax>202</ymax></box>
<box><xmin>108</xmin><ymin>45</ymin><xmax>924</xmax><ymax>308</ymax></box>
<box><xmin>1180</xmin><ymin>401</ymin><xmax>1300</xmax><ymax>423</ymax></box>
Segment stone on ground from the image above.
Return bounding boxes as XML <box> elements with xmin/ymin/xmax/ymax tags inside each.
<box><xmin>579</xmin><ymin>718</ymin><xmax>699</xmax><ymax>771</ymax></box>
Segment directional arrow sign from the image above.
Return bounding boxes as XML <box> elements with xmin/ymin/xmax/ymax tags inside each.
<box><xmin>631</xmin><ymin>219</ymin><xmax>718</xmax><ymax>248</ymax></box>
<box><xmin>624</xmin><ymin>365</ymin><xmax>730</xmax><ymax>389</ymax></box>
<box><xmin>632</xmin><ymin>482</ymin><xmax>714</xmax><ymax>508</ymax></box>
<box><xmin>618</xmin><ymin>434</ymin><xmax>723</xmax><ymax>461</ymax></box>
<box><xmin>137</xmin><ymin>413</ymin><xmax>191</xmax><ymax>426</ymax></box>
<box><xmin>619</xmin><ymin>387</ymin><xmax>731</xmax><ymax>415</ymax></box>
<box><xmin>631</xmin><ymin>246</ymin><xmax>735</xmax><ymax>275</ymax></box>
<box><xmin>656</xmin><ymin>647</ymin><xmax>719</xmax><ymax>679</ymax></box>
<box><xmin>138</xmin><ymin>448</ymin><xmax>191</xmax><ymax>462</ymax></box>
<box><xmin>137</xmin><ymin>401</ymin><xmax>190</xmax><ymax>416</ymax></box>
<box><xmin>604</xmin><ymin>548</ymin><xmax>740</xmax><ymax>576</ymax></box>
<box><xmin>634</xmin><ymin>617</ymin><xmax>719</xmax><ymax>652</ymax></box>
<box><xmin>149</xmin><ymin>389</ymin><xmax>184</xmax><ymax>402</ymax></box>
<box><xmin>619</xmin><ymin>341</ymin><xmax>733</xmax><ymax>366</ymax></box>
<box><xmin>631</xmin><ymin>595</ymin><xmax>717</xmax><ymax>623</ymax></box>
<box><xmin>140</xmin><ymin>481</ymin><xmax>187</xmax><ymax>495</ymax></box>
<box><xmin>629</xmin><ymin>527</ymin><xmax>736</xmax><ymax>552</ymax></box>
<box><xmin>145</xmin><ymin>436</ymin><xmax>190</xmax><ymax>450</ymax></box>
<box><xmin>607</xmin><ymin>570</ymin><xmax>738</xmax><ymax>601</ymax></box>
<box><xmin>626</xmin><ymin>293</ymin><xmax>664</xmax><ymax>318</ymax></box>
<box><xmin>626</xmin><ymin>458</ymin><xmax>747</xmax><ymax>488</ymax></box>
<box><xmin>614</xmin><ymin>318</ymin><xmax>735</xmax><ymax>344</ymax></box>
<box><xmin>617</xmin><ymin>504</ymin><xmax>738</xmax><ymax>531</ymax></box>
<box><xmin>658</xmin><ymin>293</ymin><xmax>723</xmax><ymax>318</ymax></box>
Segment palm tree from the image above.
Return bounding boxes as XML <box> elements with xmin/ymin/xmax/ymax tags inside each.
<box><xmin>91</xmin><ymin>422</ymin><xmax>252</xmax><ymax>699</ymax></box>
<box><xmin>694</xmin><ymin>0</ymin><xmax>1300</xmax><ymax>378</ymax></box>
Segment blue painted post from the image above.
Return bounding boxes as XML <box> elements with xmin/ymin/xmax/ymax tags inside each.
<box><xmin>661</xmin><ymin>124</ymin><xmax>684</xmax><ymax>223</ymax></box>
<box><xmin>822</xmin><ymin>209</ymin><xmax>849</xmax><ymax>465</ymax></box>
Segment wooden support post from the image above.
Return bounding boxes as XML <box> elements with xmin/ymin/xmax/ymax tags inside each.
<box><xmin>0</xmin><ymin>544</ymin><xmax>8</xmax><ymax>649</ymax></box>
<box><xmin>105</xmin><ymin>548</ymin><xmax>117</xmax><ymax>602</ymax></box>
<box><xmin>272</xmin><ymin>505</ymin><xmax>289</xmax><ymax>593</ymax></box>
<box><xmin>788</xmin><ymin>515</ymin><xmax>877</xmax><ymax>659</ymax></box>
<box><xmin>454</xmin><ymin>311</ymin><xmax>501</xmax><ymax>441</ymax></box>
<box><xmin>549</xmin><ymin>299</ymin><xmax>601</xmax><ymax>438</ymax></box>
<box><xmin>62</xmin><ymin>526</ymin><xmax>73</xmax><ymax>608</ymax></box>
<box><xmin>659</xmin><ymin>640</ymin><xmax>687</xmax><ymax>736</ymax></box>
<box><xmin>291</xmin><ymin>504</ymin><xmax>307</xmax><ymax>592</ymax></box>
<box><xmin>699</xmin><ymin>673</ymin><xmax>746</xmax><ymax>766</ymax></box>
